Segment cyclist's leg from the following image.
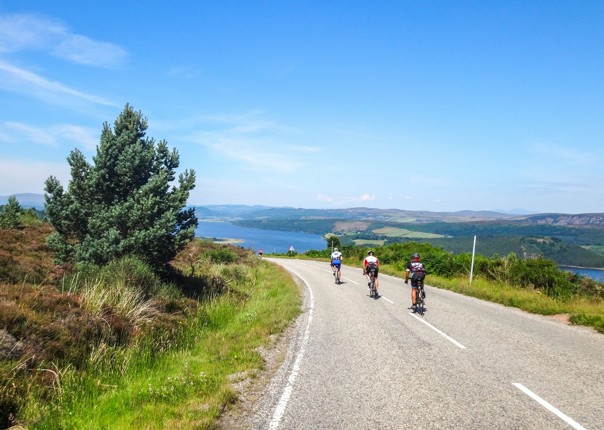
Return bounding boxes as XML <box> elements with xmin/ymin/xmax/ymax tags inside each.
<box><xmin>411</xmin><ymin>280</ymin><xmax>417</xmax><ymax>306</ymax></box>
<box><xmin>374</xmin><ymin>270</ymin><xmax>379</xmax><ymax>290</ymax></box>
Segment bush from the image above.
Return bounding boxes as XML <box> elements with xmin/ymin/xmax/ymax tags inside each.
<box><xmin>203</xmin><ymin>248</ymin><xmax>238</xmax><ymax>265</ymax></box>
<box><xmin>44</xmin><ymin>104</ymin><xmax>197</xmax><ymax>272</ymax></box>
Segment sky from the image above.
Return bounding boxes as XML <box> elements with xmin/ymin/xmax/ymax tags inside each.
<box><xmin>1</xmin><ymin>1</ymin><xmax>603</xmax><ymax>214</ymax></box>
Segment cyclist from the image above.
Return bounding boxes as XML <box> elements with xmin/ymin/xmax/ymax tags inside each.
<box><xmin>404</xmin><ymin>253</ymin><xmax>426</xmax><ymax>312</ymax></box>
<box><xmin>330</xmin><ymin>247</ymin><xmax>343</xmax><ymax>280</ymax></box>
<box><xmin>363</xmin><ymin>250</ymin><xmax>380</xmax><ymax>294</ymax></box>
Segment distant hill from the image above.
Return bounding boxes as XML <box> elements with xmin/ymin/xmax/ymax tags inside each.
<box><xmin>194</xmin><ymin>205</ymin><xmax>520</xmax><ymax>223</ymax></box>
<box><xmin>0</xmin><ymin>193</ymin><xmax>45</xmax><ymax>208</ymax></box>
<box><xmin>518</xmin><ymin>213</ymin><xmax>604</xmax><ymax>228</ymax></box>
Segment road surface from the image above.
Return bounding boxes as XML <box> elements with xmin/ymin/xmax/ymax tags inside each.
<box><xmin>250</xmin><ymin>258</ymin><xmax>603</xmax><ymax>430</ymax></box>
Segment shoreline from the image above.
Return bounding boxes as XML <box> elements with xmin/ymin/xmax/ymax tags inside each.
<box><xmin>197</xmin><ymin>236</ymin><xmax>245</xmax><ymax>245</ymax></box>
<box><xmin>559</xmin><ymin>264</ymin><xmax>604</xmax><ymax>271</ymax></box>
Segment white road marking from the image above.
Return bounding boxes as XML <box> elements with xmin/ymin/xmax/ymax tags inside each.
<box><xmin>513</xmin><ymin>383</ymin><xmax>588</xmax><ymax>430</ymax></box>
<box><xmin>409</xmin><ymin>313</ymin><xmax>466</xmax><ymax>349</ymax></box>
<box><xmin>269</xmin><ymin>269</ymin><xmax>314</xmax><ymax>430</ymax></box>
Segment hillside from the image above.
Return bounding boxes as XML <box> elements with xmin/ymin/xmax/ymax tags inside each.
<box><xmin>232</xmin><ymin>214</ymin><xmax>604</xmax><ymax>267</ymax></box>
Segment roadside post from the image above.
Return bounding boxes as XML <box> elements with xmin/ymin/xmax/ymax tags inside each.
<box><xmin>470</xmin><ymin>235</ymin><xmax>476</xmax><ymax>285</ymax></box>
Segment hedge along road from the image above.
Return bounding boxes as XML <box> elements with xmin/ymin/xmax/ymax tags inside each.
<box><xmin>252</xmin><ymin>258</ymin><xmax>604</xmax><ymax>430</ymax></box>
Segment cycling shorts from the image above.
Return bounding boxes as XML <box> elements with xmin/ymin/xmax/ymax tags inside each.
<box><xmin>332</xmin><ymin>261</ymin><xmax>341</xmax><ymax>269</ymax></box>
<box><xmin>410</xmin><ymin>272</ymin><xmax>425</xmax><ymax>288</ymax></box>
<box><xmin>366</xmin><ymin>267</ymin><xmax>379</xmax><ymax>277</ymax></box>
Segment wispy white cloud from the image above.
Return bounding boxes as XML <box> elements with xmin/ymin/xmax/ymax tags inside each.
<box><xmin>203</xmin><ymin>136</ymin><xmax>300</xmax><ymax>173</ymax></box>
<box><xmin>185</xmin><ymin>112</ymin><xmax>320</xmax><ymax>173</ymax></box>
<box><xmin>0</xmin><ymin>13</ymin><xmax>123</xmax><ymax>110</ymax></box>
<box><xmin>0</xmin><ymin>60</ymin><xmax>118</xmax><ymax>107</ymax></box>
<box><xmin>0</xmin><ymin>13</ymin><xmax>127</xmax><ymax>67</ymax></box>
<box><xmin>0</xmin><ymin>121</ymin><xmax>98</xmax><ymax>150</ymax></box>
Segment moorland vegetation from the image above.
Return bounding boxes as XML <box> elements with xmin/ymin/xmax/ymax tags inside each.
<box><xmin>0</xmin><ymin>105</ymin><xmax>302</xmax><ymax>429</ymax></box>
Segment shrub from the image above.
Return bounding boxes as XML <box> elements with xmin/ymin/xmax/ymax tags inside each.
<box><xmin>44</xmin><ymin>104</ymin><xmax>197</xmax><ymax>272</ymax></box>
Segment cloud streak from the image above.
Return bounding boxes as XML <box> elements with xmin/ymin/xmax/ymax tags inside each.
<box><xmin>0</xmin><ymin>60</ymin><xmax>118</xmax><ymax>107</ymax></box>
<box><xmin>0</xmin><ymin>121</ymin><xmax>99</xmax><ymax>150</ymax></box>
<box><xmin>185</xmin><ymin>112</ymin><xmax>320</xmax><ymax>174</ymax></box>
<box><xmin>0</xmin><ymin>13</ymin><xmax>127</xmax><ymax>67</ymax></box>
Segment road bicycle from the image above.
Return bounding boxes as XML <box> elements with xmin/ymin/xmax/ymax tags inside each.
<box><xmin>331</xmin><ymin>266</ymin><xmax>342</xmax><ymax>285</ymax></box>
<box><xmin>414</xmin><ymin>276</ymin><xmax>426</xmax><ymax>315</ymax></box>
<box><xmin>368</xmin><ymin>270</ymin><xmax>378</xmax><ymax>299</ymax></box>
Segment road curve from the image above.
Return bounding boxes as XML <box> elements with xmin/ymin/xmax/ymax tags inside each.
<box><xmin>251</xmin><ymin>258</ymin><xmax>604</xmax><ymax>430</ymax></box>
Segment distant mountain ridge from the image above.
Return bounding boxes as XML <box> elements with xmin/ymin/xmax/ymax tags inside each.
<box><xmin>195</xmin><ymin>204</ymin><xmax>604</xmax><ymax>227</ymax></box>
<box><xmin>3</xmin><ymin>194</ymin><xmax>603</xmax><ymax>227</ymax></box>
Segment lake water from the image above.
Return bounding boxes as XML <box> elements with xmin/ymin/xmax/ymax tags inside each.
<box><xmin>195</xmin><ymin>221</ymin><xmax>326</xmax><ymax>254</ymax></box>
<box><xmin>559</xmin><ymin>266</ymin><xmax>604</xmax><ymax>282</ymax></box>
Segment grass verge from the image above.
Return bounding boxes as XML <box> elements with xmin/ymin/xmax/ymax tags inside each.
<box><xmin>381</xmin><ymin>264</ymin><xmax>604</xmax><ymax>334</ymax></box>
<box><xmin>5</xmin><ymin>260</ymin><xmax>301</xmax><ymax>429</ymax></box>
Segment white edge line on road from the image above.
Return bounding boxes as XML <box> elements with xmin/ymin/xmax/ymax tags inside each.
<box><xmin>410</xmin><ymin>313</ymin><xmax>466</xmax><ymax>349</ymax></box>
<box><xmin>512</xmin><ymin>383</ymin><xmax>588</xmax><ymax>430</ymax></box>
<box><xmin>268</xmin><ymin>269</ymin><xmax>314</xmax><ymax>430</ymax></box>
<box><xmin>380</xmin><ymin>296</ymin><xmax>394</xmax><ymax>304</ymax></box>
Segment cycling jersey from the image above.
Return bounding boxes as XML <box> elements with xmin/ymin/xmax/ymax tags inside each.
<box><xmin>364</xmin><ymin>256</ymin><xmax>379</xmax><ymax>275</ymax></box>
<box><xmin>331</xmin><ymin>251</ymin><xmax>342</xmax><ymax>267</ymax></box>
<box><xmin>406</xmin><ymin>261</ymin><xmax>426</xmax><ymax>286</ymax></box>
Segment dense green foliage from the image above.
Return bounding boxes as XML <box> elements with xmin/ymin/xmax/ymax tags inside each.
<box><xmin>44</xmin><ymin>105</ymin><xmax>197</xmax><ymax>272</ymax></box>
<box><xmin>325</xmin><ymin>234</ymin><xmax>341</xmax><ymax>249</ymax></box>
<box><xmin>0</xmin><ymin>196</ymin><xmax>22</xmax><ymax>229</ymax></box>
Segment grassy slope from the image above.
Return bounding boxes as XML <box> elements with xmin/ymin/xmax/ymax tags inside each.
<box><xmin>1</xmin><ymin>225</ymin><xmax>302</xmax><ymax>429</ymax></box>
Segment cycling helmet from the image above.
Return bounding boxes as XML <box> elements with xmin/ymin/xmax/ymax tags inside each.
<box><xmin>367</xmin><ymin>250</ymin><xmax>374</xmax><ymax>256</ymax></box>
<box><xmin>412</xmin><ymin>253</ymin><xmax>420</xmax><ymax>260</ymax></box>
<box><xmin>334</xmin><ymin>248</ymin><xmax>339</xmax><ymax>252</ymax></box>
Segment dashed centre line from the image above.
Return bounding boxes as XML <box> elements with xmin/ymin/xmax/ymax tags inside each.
<box><xmin>513</xmin><ymin>383</ymin><xmax>588</xmax><ymax>430</ymax></box>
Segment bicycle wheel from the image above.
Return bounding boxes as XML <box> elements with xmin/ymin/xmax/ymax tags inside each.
<box><xmin>417</xmin><ymin>282</ymin><xmax>425</xmax><ymax>314</ymax></box>
<box><xmin>371</xmin><ymin>274</ymin><xmax>377</xmax><ymax>298</ymax></box>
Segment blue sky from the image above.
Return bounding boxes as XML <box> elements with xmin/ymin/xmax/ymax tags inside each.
<box><xmin>1</xmin><ymin>1</ymin><xmax>603</xmax><ymax>214</ymax></box>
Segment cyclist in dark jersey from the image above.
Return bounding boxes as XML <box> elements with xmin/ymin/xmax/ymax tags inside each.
<box><xmin>405</xmin><ymin>253</ymin><xmax>426</xmax><ymax>312</ymax></box>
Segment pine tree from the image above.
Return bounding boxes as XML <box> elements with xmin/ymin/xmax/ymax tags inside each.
<box><xmin>0</xmin><ymin>196</ymin><xmax>23</xmax><ymax>229</ymax></box>
<box><xmin>44</xmin><ymin>104</ymin><xmax>198</xmax><ymax>271</ymax></box>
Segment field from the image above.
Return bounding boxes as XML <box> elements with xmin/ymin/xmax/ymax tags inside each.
<box><xmin>372</xmin><ymin>226</ymin><xmax>446</xmax><ymax>239</ymax></box>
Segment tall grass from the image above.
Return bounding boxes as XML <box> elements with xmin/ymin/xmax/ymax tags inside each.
<box><xmin>22</xmin><ymin>259</ymin><xmax>301</xmax><ymax>429</ymax></box>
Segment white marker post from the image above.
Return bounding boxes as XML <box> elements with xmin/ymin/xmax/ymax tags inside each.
<box><xmin>469</xmin><ymin>235</ymin><xmax>476</xmax><ymax>285</ymax></box>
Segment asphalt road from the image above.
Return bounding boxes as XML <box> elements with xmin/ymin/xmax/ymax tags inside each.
<box><xmin>252</xmin><ymin>258</ymin><xmax>604</xmax><ymax>430</ymax></box>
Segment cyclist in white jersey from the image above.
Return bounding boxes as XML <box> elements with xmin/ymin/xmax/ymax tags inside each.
<box><xmin>331</xmin><ymin>248</ymin><xmax>343</xmax><ymax>279</ymax></box>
